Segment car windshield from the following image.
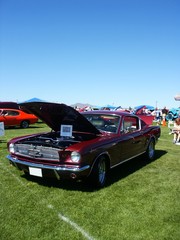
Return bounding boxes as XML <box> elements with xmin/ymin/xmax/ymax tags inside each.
<box><xmin>83</xmin><ymin>114</ymin><xmax>121</xmax><ymax>133</ymax></box>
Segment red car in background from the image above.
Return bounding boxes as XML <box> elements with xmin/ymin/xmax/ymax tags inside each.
<box><xmin>0</xmin><ymin>108</ymin><xmax>38</xmax><ymax>128</ymax></box>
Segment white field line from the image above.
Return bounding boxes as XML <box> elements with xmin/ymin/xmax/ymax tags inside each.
<box><xmin>48</xmin><ymin>204</ymin><xmax>95</xmax><ymax>240</ymax></box>
<box><xmin>1</xmin><ymin>162</ymin><xmax>96</xmax><ymax>240</ymax></box>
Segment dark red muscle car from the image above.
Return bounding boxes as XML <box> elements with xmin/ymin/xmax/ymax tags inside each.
<box><xmin>7</xmin><ymin>102</ymin><xmax>161</xmax><ymax>188</ymax></box>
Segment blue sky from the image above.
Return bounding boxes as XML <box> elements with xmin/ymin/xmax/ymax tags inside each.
<box><xmin>0</xmin><ymin>0</ymin><xmax>180</xmax><ymax>109</ymax></box>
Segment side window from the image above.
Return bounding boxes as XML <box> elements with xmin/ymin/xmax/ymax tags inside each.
<box><xmin>11</xmin><ymin>111</ymin><xmax>19</xmax><ymax>116</ymax></box>
<box><xmin>6</xmin><ymin>110</ymin><xmax>19</xmax><ymax>116</ymax></box>
<box><xmin>121</xmin><ymin>116</ymin><xmax>139</xmax><ymax>133</ymax></box>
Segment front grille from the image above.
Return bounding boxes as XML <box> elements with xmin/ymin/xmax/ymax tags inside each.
<box><xmin>15</xmin><ymin>144</ymin><xmax>59</xmax><ymax>160</ymax></box>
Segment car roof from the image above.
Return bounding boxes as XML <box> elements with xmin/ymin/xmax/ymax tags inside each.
<box><xmin>0</xmin><ymin>108</ymin><xmax>19</xmax><ymax>111</ymax></box>
<box><xmin>0</xmin><ymin>108</ymin><xmax>34</xmax><ymax>115</ymax></box>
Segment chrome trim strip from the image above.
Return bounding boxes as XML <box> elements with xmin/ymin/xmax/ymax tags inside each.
<box><xmin>7</xmin><ymin>155</ymin><xmax>90</xmax><ymax>172</ymax></box>
<box><xmin>110</xmin><ymin>151</ymin><xmax>146</xmax><ymax>169</ymax></box>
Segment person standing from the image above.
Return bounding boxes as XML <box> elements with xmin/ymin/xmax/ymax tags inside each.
<box><xmin>162</xmin><ymin>106</ymin><xmax>168</xmax><ymax>122</ymax></box>
<box><xmin>172</xmin><ymin>118</ymin><xmax>180</xmax><ymax>144</ymax></box>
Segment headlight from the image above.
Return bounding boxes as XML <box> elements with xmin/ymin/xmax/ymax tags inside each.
<box><xmin>71</xmin><ymin>151</ymin><xmax>81</xmax><ymax>163</ymax></box>
<box><xmin>9</xmin><ymin>143</ymin><xmax>15</xmax><ymax>153</ymax></box>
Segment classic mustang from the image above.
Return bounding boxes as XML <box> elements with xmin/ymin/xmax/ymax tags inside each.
<box><xmin>7</xmin><ymin>102</ymin><xmax>161</xmax><ymax>188</ymax></box>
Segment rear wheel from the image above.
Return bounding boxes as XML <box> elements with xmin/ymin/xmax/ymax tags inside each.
<box><xmin>20</xmin><ymin>120</ymin><xmax>29</xmax><ymax>128</ymax></box>
<box><xmin>145</xmin><ymin>139</ymin><xmax>155</xmax><ymax>161</ymax></box>
<box><xmin>90</xmin><ymin>156</ymin><xmax>107</xmax><ymax>188</ymax></box>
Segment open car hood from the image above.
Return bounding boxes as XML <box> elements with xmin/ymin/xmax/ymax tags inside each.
<box><xmin>19</xmin><ymin>102</ymin><xmax>100</xmax><ymax>135</ymax></box>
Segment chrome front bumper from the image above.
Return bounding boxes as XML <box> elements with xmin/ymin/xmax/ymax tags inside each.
<box><xmin>7</xmin><ymin>155</ymin><xmax>90</xmax><ymax>180</ymax></box>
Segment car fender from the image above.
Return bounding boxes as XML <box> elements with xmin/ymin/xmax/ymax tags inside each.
<box><xmin>146</xmin><ymin>135</ymin><xmax>156</xmax><ymax>148</ymax></box>
<box><xmin>88</xmin><ymin>151</ymin><xmax>111</xmax><ymax>176</ymax></box>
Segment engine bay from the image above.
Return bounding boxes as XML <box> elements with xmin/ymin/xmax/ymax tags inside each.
<box><xmin>16</xmin><ymin>131</ymin><xmax>97</xmax><ymax>149</ymax></box>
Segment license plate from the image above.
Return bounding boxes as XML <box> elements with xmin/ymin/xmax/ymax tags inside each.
<box><xmin>29</xmin><ymin>167</ymin><xmax>42</xmax><ymax>177</ymax></box>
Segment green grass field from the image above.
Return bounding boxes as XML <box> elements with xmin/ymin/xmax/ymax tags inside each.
<box><xmin>0</xmin><ymin>123</ymin><xmax>179</xmax><ymax>240</ymax></box>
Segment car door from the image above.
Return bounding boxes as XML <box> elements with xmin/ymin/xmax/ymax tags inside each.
<box><xmin>110</xmin><ymin>116</ymin><xmax>145</xmax><ymax>166</ymax></box>
<box><xmin>1</xmin><ymin>110</ymin><xmax>19</xmax><ymax>126</ymax></box>
<box><xmin>121</xmin><ymin>116</ymin><xmax>145</xmax><ymax>158</ymax></box>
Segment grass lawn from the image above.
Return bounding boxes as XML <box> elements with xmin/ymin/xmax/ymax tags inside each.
<box><xmin>0</xmin><ymin>122</ymin><xmax>179</xmax><ymax>240</ymax></box>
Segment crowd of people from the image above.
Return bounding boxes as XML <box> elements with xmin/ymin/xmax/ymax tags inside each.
<box><xmin>151</xmin><ymin>106</ymin><xmax>169</xmax><ymax>124</ymax></box>
<box><xmin>139</xmin><ymin>107</ymin><xmax>180</xmax><ymax>145</ymax></box>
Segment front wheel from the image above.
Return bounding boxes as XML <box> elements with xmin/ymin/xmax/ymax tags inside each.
<box><xmin>90</xmin><ymin>156</ymin><xmax>107</xmax><ymax>188</ymax></box>
<box><xmin>145</xmin><ymin>139</ymin><xmax>155</xmax><ymax>161</ymax></box>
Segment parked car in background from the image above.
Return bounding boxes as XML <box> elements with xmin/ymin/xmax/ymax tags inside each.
<box><xmin>133</xmin><ymin>105</ymin><xmax>155</xmax><ymax>125</ymax></box>
<box><xmin>0</xmin><ymin>108</ymin><xmax>38</xmax><ymax>128</ymax></box>
<box><xmin>166</xmin><ymin>108</ymin><xmax>180</xmax><ymax>121</ymax></box>
<box><xmin>7</xmin><ymin>102</ymin><xmax>161</xmax><ymax>188</ymax></box>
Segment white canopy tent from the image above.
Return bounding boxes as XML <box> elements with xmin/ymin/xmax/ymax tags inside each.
<box><xmin>174</xmin><ymin>94</ymin><xmax>180</xmax><ymax>101</ymax></box>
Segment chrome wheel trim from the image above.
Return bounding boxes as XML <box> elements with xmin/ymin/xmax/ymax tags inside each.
<box><xmin>148</xmin><ymin>141</ymin><xmax>155</xmax><ymax>159</ymax></box>
<box><xmin>98</xmin><ymin>160</ymin><xmax>106</xmax><ymax>184</ymax></box>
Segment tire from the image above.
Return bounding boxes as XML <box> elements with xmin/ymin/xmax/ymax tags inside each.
<box><xmin>90</xmin><ymin>156</ymin><xmax>107</xmax><ymax>188</ymax></box>
<box><xmin>145</xmin><ymin>139</ymin><xmax>155</xmax><ymax>161</ymax></box>
<box><xmin>20</xmin><ymin>120</ymin><xmax>29</xmax><ymax>128</ymax></box>
<box><xmin>23</xmin><ymin>170</ymin><xmax>29</xmax><ymax>176</ymax></box>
